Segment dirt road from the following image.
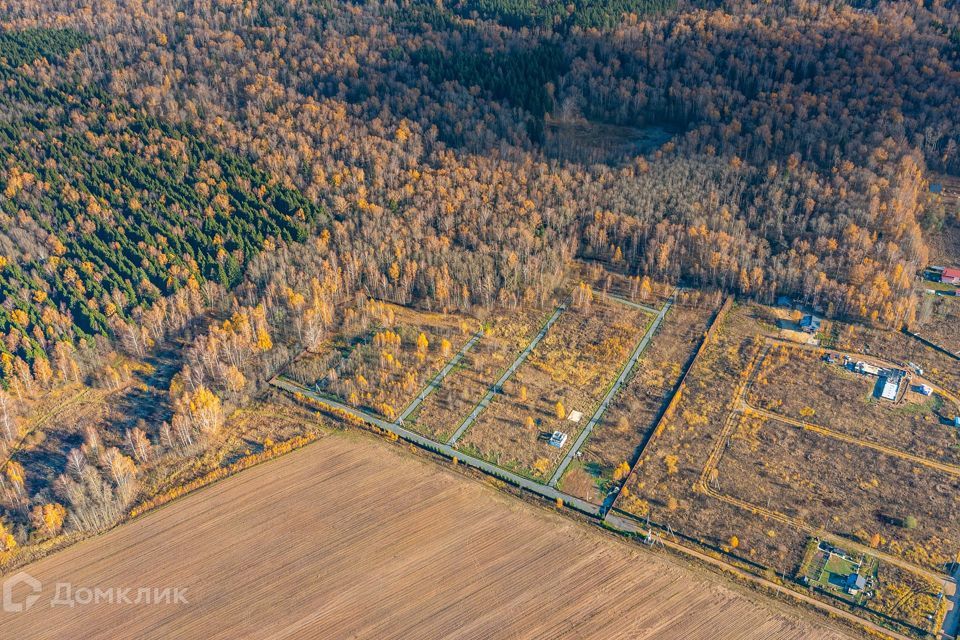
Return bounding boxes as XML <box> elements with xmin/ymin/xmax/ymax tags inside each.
<box><xmin>0</xmin><ymin>433</ymin><xmax>855</xmax><ymax>640</ymax></box>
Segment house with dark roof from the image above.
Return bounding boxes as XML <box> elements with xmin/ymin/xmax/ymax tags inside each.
<box><xmin>799</xmin><ymin>314</ymin><xmax>822</xmax><ymax>333</ymax></box>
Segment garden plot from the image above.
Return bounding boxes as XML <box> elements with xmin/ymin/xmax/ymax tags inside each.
<box><xmin>559</xmin><ymin>302</ymin><xmax>716</xmax><ymax>503</ymax></box>
<box><xmin>799</xmin><ymin>540</ymin><xmax>943</xmax><ymax>633</ymax></box>
<box><xmin>284</xmin><ymin>300</ymin><xmax>478</xmax><ymax>420</ymax></box>
<box><xmin>405</xmin><ymin>308</ymin><xmax>547</xmax><ymax>441</ymax></box>
<box><xmin>747</xmin><ymin>346</ymin><xmax>960</xmax><ymax>465</ymax></box>
<box><xmin>456</xmin><ymin>295</ymin><xmax>652</xmax><ymax>481</ymax></box>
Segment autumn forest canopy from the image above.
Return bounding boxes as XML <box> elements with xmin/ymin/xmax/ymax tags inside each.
<box><xmin>0</xmin><ymin>0</ymin><xmax>958</xmax><ymax>385</ymax></box>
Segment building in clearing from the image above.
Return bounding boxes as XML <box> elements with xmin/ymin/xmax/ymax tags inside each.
<box><xmin>799</xmin><ymin>314</ymin><xmax>822</xmax><ymax>333</ymax></box>
<box><xmin>846</xmin><ymin>573</ymin><xmax>867</xmax><ymax>595</ymax></box>
<box><xmin>852</xmin><ymin>361</ymin><xmax>881</xmax><ymax>376</ymax></box>
<box><xmin>548</xmin><ymin>431</ymin><xmax>568</xmax><ymax>448</ymax></box>
<box><xmin>941</xmin><ymin>267</ymin><xmax>960</xmax><ymax>285</ymax></box>
<box><xmin>914</xmin><ymin>384</ymin><xmax>933</xmax><ymax>396</ymax></box>
<box><xmin>878</xmin><ymin>370</ymin><xmax>904</xmax><ymax>402</ymax></box>
<box><xmin>567</xmin><ymin>410</ymin><xmax>583</xmax><ymax>424</ymax></box>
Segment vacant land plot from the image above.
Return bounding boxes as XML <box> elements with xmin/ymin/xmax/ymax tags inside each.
<box><xmin>747</xmin><ymin>346</ymin><xmax>960</xmax><ymax>465</ymax></box>
<box><xmin>408</xmin><ymin>308</ymin><xmax>546</xmax><ymax>441</ymax></box>
<box><xmin>560</xmin><ymin>302</ymin><xmax>716</xmax><ymax>503</ymax></box>
<box><xmin>914</xmin><ymin>293</ymin><xmax>960</xmax><ymax>355</ymax></box>
<box><xmin>285</xmin><ymin>301</ymin><xmax>478</xmax><ymax>419</ymax></box>
<box><xmin>0</xmin><ymin>434</ymin><xmax>856</xmax><ymax>640</ymax></box>
<box><xmin>718</xmin><ymin>416</ymin><xmax>960</xmax><ymax>573</ymax></box>
<box><xmin>457</xmin><ymin>296</ymin><xmax>651</xmax><ymax>480</ymax></box>
<box><xmin>614</xmin><ymin>304</ymin><xmax>835</xmax><ymax>574</ymax></box>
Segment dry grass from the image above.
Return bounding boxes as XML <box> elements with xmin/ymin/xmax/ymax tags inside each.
<box><xmin>615</xmin><ymin>302</ymin><xmax>959</xmax><ymax>584</ymax></box>
<box><xmin>286</xmin><ymin>301</ymin><xmax>478</xmax><ymax>419</ymax></box>
<box><xmin>615</xmin><ymin>304</ymin><xmax>818</xmax><ymax>573</ymax></box>
<box><xmin>409</xmin><ymin>308</ymin><xmax>545</xmax><ymax>441</ymax></box>
<box><xmin>913</xmin><ymin>293</ymin><xmax>960</xmax><ymax>355</ymax></box>
<box><xmin>717</xmin><ymin>416</ymin><xmax>960</xmax><ymax>573</ymax></box>
<box><xmin>562</xmin><ymin>303</ymin><xmax>715</xmax><ymax>502</ymax></box>
<box><xmin>457</xmin><ymin>296</ymin><xmax>651</xmax><ymax>480</ymax></box>
<box><xmin>1</xmin><ymin>433</ymin><xmax>856</xmax><ymax>640</ymax></box>
<box><xmin>748</xmin><ymin>346</ymin><xmax>960</xmax><ymax>465</ymax></box>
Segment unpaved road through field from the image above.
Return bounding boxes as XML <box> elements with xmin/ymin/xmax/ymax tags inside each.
<box><xmin>0</xmin><ymin>433</ymin><xmax>856</xmax><ymax>640</ymax></box>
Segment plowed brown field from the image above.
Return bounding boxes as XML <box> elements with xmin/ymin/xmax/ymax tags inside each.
<box><xmin>0</xmin><ymin>433</ymin><xmax>854</xmax><ymax>640</ymax></box>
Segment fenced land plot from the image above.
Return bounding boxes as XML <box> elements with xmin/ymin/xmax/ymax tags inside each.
<box><xmin>559</xmin><ymin>301</ymin><xmax>716</xmax><ymax>503</ymax></box>
<box><xmin>747</xmin><ymin>345</ymin><xmax>960</xmax><ymax>465</ymax></box>
<box><xmin>283</xmin><ymin>301</ymin><xmax>479</xmax><ymax>420</ymax></box>
<box><xmin>456</xmin><ymin>295</ymin><xmax>653</xmax><ymax>481</ymax></box>
<box><xmin>404</xmin><ymin>308</ymin><xmax>547</xmax><ymax>441</ymax></box>
<box><xmin>716</xmin><ymin>414</ymin><xmax>960</xmax><ymax>574</ymax></box>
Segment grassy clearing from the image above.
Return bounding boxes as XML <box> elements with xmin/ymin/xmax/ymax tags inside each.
<box><xmin>913</xmin><ymin>293</ymin><xmax>960</xmax><ymax>354</ymax></box>
<box><xmin>285</xmin><ymin>301</ymin><xmax>479</xmax><ymax>420</ymax></box>
<box><xmin>457</xmin><ymin>294</ymin><xmax>652</xmax><ymax>480</ymax></box>
<box><xmin>560</xmin><ymin>301</ymin><xmax>715</xmax><ymax>502</ymax></box>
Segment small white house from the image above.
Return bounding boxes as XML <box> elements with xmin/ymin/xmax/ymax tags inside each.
<box><xmin>915</xmin><ymin>384</ymin><xmax>933</xmax><ymax>396</ymax></box>
<box><xmin>880</xmin><ymin>377</ymin><xmax>900</xmax><ymax>401</ymax></box>
<box><xmin>548</xmin><ymin>431</ymin><xmax>568</xmax><ymax>448</ymax></box>
<box><xmin>567</xmin><ymin>410</ymin><xmax>583</xmax><ymax>423</ymax></box>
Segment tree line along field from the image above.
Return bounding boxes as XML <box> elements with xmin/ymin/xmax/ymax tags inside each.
<box><xmin>570</xmin><ymin>260</ymin><xmax>674</xmax><ymax>309</ymax></box>
<box><xmin>611</xmin><ymin>301</ymin><xmax>958</xmax><ymax>636</ymax></box>
<box><xmin>559</xmin><ymin>298</ymin><xmax>717</xmax><ymax>503</ymax></box>
<box><xmin>283</xmin><ymin>300</ymin><xmax>479</xmax><ymax>421</ymax></box>
<box><xmin>0</xmin><ymin>433</ymin><xmax>859</xmax><ymax>640</ymax></box>
<box><xmin>455</xmin><ymin>290</ymin><xmax>652</xmax><ymax>480</ymax></box>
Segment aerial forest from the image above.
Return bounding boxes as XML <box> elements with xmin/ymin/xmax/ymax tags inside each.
<box><xmin>0</xmin><ymin>0</ymin><xmax>957</xmax><ymax>543</ymax></box>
